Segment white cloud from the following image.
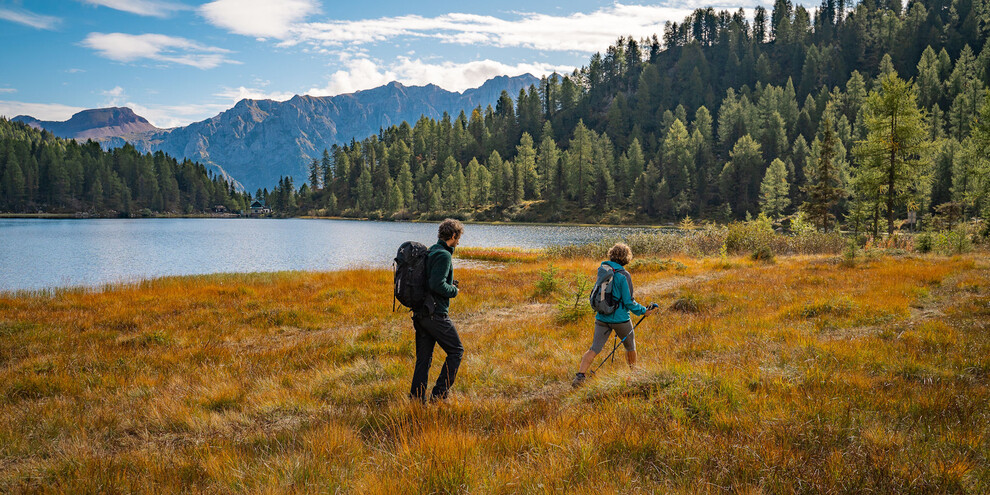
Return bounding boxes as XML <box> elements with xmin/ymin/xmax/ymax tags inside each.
<box><xmin>307</xmin><ymin>57</ymin><xmax>572</xmax><ymax>96</ymax></box>
<box><xmin>102</xmin><ymin>86</ymin><xmax>126</xmax><ymax>106</ymax></box>
<box><xmin>81</xmin><ymin>0</ymin><xmax>188</xmax><ymax>18</ymax></box>
<box><xmin>287</xmin><ymin>4</ymin><xmax>700</xmax><ymax>53</ymax></box>
<box><xmin>215</xmin><ymin>86</ymin><xmax>296</xmax><ymax>102</ymax></box>
<box><xmin>0</xmin><ymin>88</ymin><xmax>16</xmax><ymax>94</ymax></box>
<box><xmin>66</xmin><ymin>68</ymin><xmax>86</xmax><ymax>74</ymax></box>
<box><xmin>0</xmin><ymin>101</ymin><xmax>86</xmax><ymax>121</ymax></box>
<box><xmin>81</xmin><ymin>32</ymin><xmax>238</xmax><ymax>69</ymax></box>
<box><xmin>0</xmin><ymin>7</ymin><xmax>61</xmax><ymax>30</ymax></box>
<box><xmin>199</xmin><ymin>0</ymin><xmax>318</xmax><ymax>38</ymax></box>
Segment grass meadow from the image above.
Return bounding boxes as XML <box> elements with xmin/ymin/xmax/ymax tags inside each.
<box><xmin>1</xmin><ymin>248</ymin><xmax>988</xmax><ymax>493</ymax></box>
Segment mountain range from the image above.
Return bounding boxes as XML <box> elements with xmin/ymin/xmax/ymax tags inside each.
<box><xmin>13</xmin><ymin>74</ymin><xmax>539</xmax><ymax>192</ymax></box>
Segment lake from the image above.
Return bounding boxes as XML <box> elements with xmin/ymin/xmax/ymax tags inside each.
<box><xmin>0</xmin><ymin>218</ymin><xmax>654</xmax><ymax>292</ymax></box>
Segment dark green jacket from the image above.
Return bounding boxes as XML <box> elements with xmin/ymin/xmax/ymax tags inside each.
<box><xmin>427</xmin><ymin>239</ymin><xmax>458</xmax><ymax>315</ymax></box>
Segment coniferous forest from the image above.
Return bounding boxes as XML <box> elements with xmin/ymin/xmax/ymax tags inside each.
<box><xmin>3</xmin><ymin>0</ymin><xmax>990</xmax><ymax>234</ymax></box>
<box><xmin>289</xmin><ymin>0</ymin><xmax>990</xmax><ymax>234</ymax></box>
<box><xmin>0</xmin><ymin>118</ymin><xmax>250</xmax><ymax>215</ymax></box>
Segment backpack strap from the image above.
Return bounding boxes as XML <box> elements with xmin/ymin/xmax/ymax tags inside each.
<box><xmin>614</xmin><ymin>268</ymin><xmax>633</xmax><ymax>301</ymax></box>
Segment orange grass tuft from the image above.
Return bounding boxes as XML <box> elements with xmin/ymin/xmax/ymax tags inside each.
<box><xmin>0</xmin><ymin>253</ymin><xmax>988</xmax><ymax>492</ymax></box>
<box><xmin>455</xmin><ymin>246</ymin><xmax>543</xmax><ymax>263</ymax></box>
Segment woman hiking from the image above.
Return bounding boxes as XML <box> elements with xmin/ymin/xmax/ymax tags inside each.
<box><xmin>572</xmin><ymin>242</ymin><xmax>657</xmax><ymax>388</ymax></box>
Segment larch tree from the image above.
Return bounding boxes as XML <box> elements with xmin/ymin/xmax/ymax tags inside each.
<box><xmin>853</xmin><ymin>72</ymin><xmax>930</xmax><ymax>235</ymax></box>
<box><xmin>760</xmin><ymin>158</ymin><xmax>791</xmax><ymax>219</ymax></box>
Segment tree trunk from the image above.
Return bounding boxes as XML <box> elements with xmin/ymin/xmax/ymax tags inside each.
<box><xmin>886</xmin><ymin>111</ymin><xmax>898</xmax><ymax>236</ymax></box>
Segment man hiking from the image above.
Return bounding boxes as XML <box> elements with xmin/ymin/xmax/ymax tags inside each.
<box><xmin>410</xmin><ymin>219</ymin><xmax>465</xmax><ymax>403</ymax></box>
<box><xmin>573</xmin><ymin>242</ymin><xmax>657</xmax><ymax>388</ymax></box>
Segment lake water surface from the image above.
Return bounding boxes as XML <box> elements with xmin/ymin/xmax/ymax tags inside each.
<box><xmin>0</xmin><ymin>218</ymin><xmax>652</xmax><ymax>292</ymax></box>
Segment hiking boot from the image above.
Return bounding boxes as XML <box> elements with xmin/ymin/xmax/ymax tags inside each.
<box><xmin>571</xmin><ymin>372</ymin><xmax>586</xmax><ymax>388</ymax></box>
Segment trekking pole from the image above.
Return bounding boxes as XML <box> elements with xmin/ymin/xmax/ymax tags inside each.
<box><xmin>591</xmin><ymin>303</ymin><xmax>659</xmax><ymax>376</ymax></box>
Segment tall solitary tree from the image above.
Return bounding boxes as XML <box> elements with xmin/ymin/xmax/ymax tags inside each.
<box><xmin>853</xmin><ymin>72</ymin><xmax>930</xmax><ymax>235</ymax></box>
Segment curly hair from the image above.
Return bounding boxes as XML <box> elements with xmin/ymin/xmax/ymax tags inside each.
<box><xmin>608</xmin><ymin>242</ymin><xmax>633</xmax><ymax>265</ymax></box>
<box><xmin>438</xmin><ymin>218</ymin><xmax>464</xmax><ymax>241</ymax></box>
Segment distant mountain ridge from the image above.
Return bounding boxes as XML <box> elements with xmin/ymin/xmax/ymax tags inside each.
<box><xmin>13</xmin><ymin>74</ymin><xmax>540</xmax><ymax>192</ymax></box>
<box><xmin>15</xmin><ymin>107</ymin><xmax>159</xmax><ymax>140</ymax></box>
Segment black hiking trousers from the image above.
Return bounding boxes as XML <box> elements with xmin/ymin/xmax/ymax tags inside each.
<box><xmin>410</xmin><ymin>312</ymin><xmax>463</xmax><ymax>402</ymax></box>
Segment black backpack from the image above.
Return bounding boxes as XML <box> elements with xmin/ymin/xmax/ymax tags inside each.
<box><xmin>393</xmin><ymin>241</ymin><xmax>433</xmax><ymax>312</ymax></box>
<box><xmin>589</xmin><ymin>264</ymin><xmax>632</xmax><ymax>315</ymax></box>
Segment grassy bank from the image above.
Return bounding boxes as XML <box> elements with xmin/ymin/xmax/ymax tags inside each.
<box><xmin>1</xmin><ymin>251</ymin><xmax>988</xmax><ymax>493</ymax></box>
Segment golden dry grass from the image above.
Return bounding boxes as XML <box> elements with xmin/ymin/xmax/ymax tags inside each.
<box><xmin>1</xmin><ymin>253</ymin><xmax>988</xmax><ymax>493</ymax></box>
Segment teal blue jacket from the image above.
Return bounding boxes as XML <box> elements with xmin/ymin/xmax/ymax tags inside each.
<box><xmin>427</xmin><ymin>239</ymin><xmax>458</xmax><ymax>315</ymax></box>
<box><xmin>595</xmin><ymin>260</ymin><xmax>647</xmax><ymax>323</ymax></box>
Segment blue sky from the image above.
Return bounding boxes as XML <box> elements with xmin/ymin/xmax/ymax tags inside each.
<box><xmin>0</xmin><ymin>0</ymin><xmax>772</xmax><ymax>128</ymax></box>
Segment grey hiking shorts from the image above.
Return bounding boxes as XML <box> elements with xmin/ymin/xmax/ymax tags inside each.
<box><xmin>590</xmin><ymin>319</ymin><xmax>635</xmax><ymax>353</ymax></box>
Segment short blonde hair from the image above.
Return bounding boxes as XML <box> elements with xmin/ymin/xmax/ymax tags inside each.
<box><xmin>608</xmin><ymin>243</ymin><xmax>632</xmax><ymax>265</ymax></box>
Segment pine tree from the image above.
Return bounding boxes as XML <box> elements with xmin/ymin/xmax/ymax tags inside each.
<box><xmin>916</xmin><ymin>47</ymin><xmax>943</xmax><ymax>110</ymax></box>
<box><xmin>536</xmin><ymin>123</ymin><xmax>560</xmax><ymax>201</ymax></box>
<box><xmin>488</xmin><ymin>151</ymin><xmax>505</xmax><ymax>208</ymax></box>
<box><xmin>661</xmin><ymin>119</ymin><xmax>695</xmax><ymax>216</ymax></box>
<box><xmin>387</xmin><ymin>178</ymin><xmax>402</xmax><ymax>212</ymax></box>
<box><xmin>567</xmin><ymin>121</ymin><xmax>595</xmax><ymax>207</ymax></box>
<box><xmin>1</xmin><ymin>150</ymin><xmax>25</xmax><ymax>210</ymax></box>
<box><xmin>719</xmin><ymin>134</ymin><xmax>764</xmax><ymax>217</ymax></box>
<box><xmin>476</xmin><ymin>163</ymin><xmax>492</xmax><ymax>207</ymax></box>
<box><xmin>955</xmin><ymin>114</ymin><xmax>987</xmax><ymax>216</ymax></box>
<box><xmin>515</xmin><ymin>132</ymin><xmax>536</xmax><ymax>201</ymax></box>
<box><xmin>760</xmin><ymin>158</ymin><xmax>791</xmax><ymax>218</ymax></box>
<box><xmin>309</xmin><ymin>158</ymin><xmax>321</xmax><ymax>190</ymax></box>
<box><xmin>455</xmin><ymin>162</ymin><xmax>467</xmax><ymax>208</ymax></box>
<box><xmin>593</xmin><ymin>134</ymin><xmax>616</xmax><ymax>209</ymax></box>
<box><xmin>356</xmin><ymin>166</ymin><xmax>373</xmax><ymax>211</ymax></box>
<box><xmin>625</xmin><ymin>138</ymin><xmax>645</xmax><ymax>198</ymax></box>
<box><xmin>802</xmin><ymin>115</ymin><xmax>846</xmax><ymax>231</ymax></box>
<box><xmin>397</xmin><ymin>161</ymin><xmax>414</xmax><ymax>210</ymax></box>
<box><xmin>321</xmin><ymin>149</ymin><xmax>333</xmax><ymax>191</ymax></box>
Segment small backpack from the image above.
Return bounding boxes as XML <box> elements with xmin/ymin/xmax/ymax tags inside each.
<box><xmin>393</xmin><ymin>241</ymin><xmax>433</xmax><ymax>312</ymax></box>
<box><xmin>589</xmin><ymin>264</ymin><xmax>632</xmax><ymax>315</ymax></box>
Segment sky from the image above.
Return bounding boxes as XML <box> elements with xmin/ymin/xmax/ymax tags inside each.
<box><xmin>0</xmin><ymin>0</ymin><xmax>776</xmax><ymax>128</ymax></box>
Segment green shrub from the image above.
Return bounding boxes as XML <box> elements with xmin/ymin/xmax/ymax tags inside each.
<box><xmin>915</xmin><ymin>232</ymin><xmax>933</xmax><ymax>253</ymax></box>
<box><xmin>725</xmin><ymin>215</ymin><xmax>776</xmax><ymax>254</ymax></box>
<box><xmin>932</xmin><ymin>228</ymin><xmax>973</xmax><ymax>255</ymax></box>
<box><xmin>751</xmin><ymin>246</ymin><xmax>775</xmax><ymax>263</ymax></box>
<box><xmin>557</xmin><ymin>276</ymin><xmax>593</xmax><ymax>323</ymax></box>
<box><xmin>532</xmin><ymin>263</ymin><xmax>561</xmax><ymax>298</ymax></box>
<box><xmin>840</xmin><ymin>240</ymin><xmax>858</xmax><ymax>267</ymax></box>
<box><xmin>670</xmin><ymin>291</ymin><xmax>705</xmax><ymax>313</ymax></box>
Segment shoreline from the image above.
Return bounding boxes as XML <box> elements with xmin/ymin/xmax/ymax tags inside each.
<box><xmin>1</xmin><ymin>213</ymin><xmax>679</xmax><ymax>229</ymax></box>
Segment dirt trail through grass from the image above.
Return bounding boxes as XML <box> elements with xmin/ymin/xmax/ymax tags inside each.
<box><xmin>637</xmin><ymin>272</ymin><xmax>726</xmax><ymax>298</ymax></box>
<box><xmin>458</xmin><ymin>271</ymin><xmax>726</xmax><ymax>336</ymax></box>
